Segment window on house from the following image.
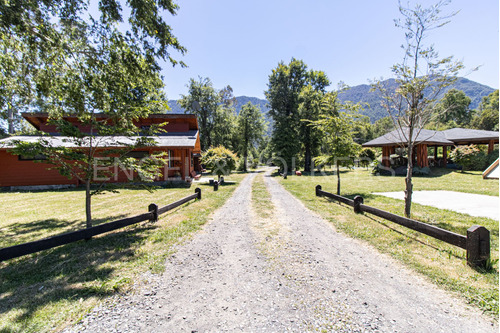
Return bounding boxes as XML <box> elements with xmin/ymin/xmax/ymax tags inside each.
<box><xmin>168</xmin><ymin>150</ymin><xmax>174</xmax><ymax>167</ymax></box>
<box><xmin>18</xmin><ymin>154</ymin><xmax>47</xmax><ymax>161</ymax></box>
<box><xmin>125</xmin><ymin>151</ymin><xmax>149</xmax><ymax>159</ymax></box>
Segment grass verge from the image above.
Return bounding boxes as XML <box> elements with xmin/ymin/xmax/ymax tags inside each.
<box><xmin>0</xmin><ymin>173</ymin><xmax>247</xmax><ymax>332</ymax></box>
<box><xmin>251</xmin><ymin>172</ymin><xmax>274</xmax><ymax>220</ymax></box>
<box><xmin>277</xmin><ymin>168</ymin><xmax>499</xmax><ymax>318</ymax></box>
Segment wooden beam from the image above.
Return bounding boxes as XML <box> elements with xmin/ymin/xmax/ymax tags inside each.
<box><xmin>417</xmin><ymin>144</ymin><xmax>428</xmax><ymax>168</ymax></box>
<box><xmin>382</xmin><ymin>146</ymin><xmax>391</xmax><ymax>167</ymax></box>
<box><xmin>488</xmin><ymin>139</ymin><xmax>495</xmax><ymax>154</ymax></box>
<box><xmin>443</xmin><ymin>146</ymin><xmax>448</xmax><ymax>167</ymax></box>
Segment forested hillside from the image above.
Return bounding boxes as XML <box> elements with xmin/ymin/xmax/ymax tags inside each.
<box><xmin>169</xmin><ymin>77</ymin><xmax>494</xmax><ymax>124</ymax></box>
<box><xmin>337</xmin><ymin>77</ymin><xmax>495</xmax><ymax>122</ymax></box>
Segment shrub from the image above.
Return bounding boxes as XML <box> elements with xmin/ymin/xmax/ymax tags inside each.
<box><xmin>201</xmin><ymin>146</ymin><xmax>238</xmax><ymax>179</ymax></box>
<box><xmin>449</xmin><ymin>145</ymin><xmax>488</xmax><ymax>171</ymax></box>
<box><xmin>359</xmin><ymin>148</ymin><xmax>376</xmax><ymax>168</ymax></box>
<box><xmin>487</xmin><ymin>148</ymin><xmax>499</xmax><ymax>167</ymax></box>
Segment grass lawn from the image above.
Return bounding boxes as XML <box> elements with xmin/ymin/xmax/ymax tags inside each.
<box><xmin>0</xmin><ymin>173</ymin><xmax>247</xmax><ymax>332</ymax></box>
<box><xmin>277</xmin><ymin>167</ymin><xmax>499</xmax><ymax>318</ymax></box>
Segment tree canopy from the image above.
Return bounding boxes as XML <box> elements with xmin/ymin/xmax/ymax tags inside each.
<box><xmin>471</xmin><ymin>90</ymin><xmax>499</xmax><ymax>131</ymax></box>
<box><xmin>265</xmin><ymin>58</ymin><xmax>330</xmax><ymax>172</ymax></box>
<box><xmin>1</xmin><ymin>0</ymin><xmax>185</xmax><ymax>228</ymax></box>
<box><xmin>0</xmin><ymin>0</ymin><xmax>185</xmax><ymax>132</ymax></box>
<box><xmin>236</xmin><ymin>102</ymin><xmax>266</xmax><ymax>172</ymax></box>
<box><xmin>372</xmin><ymin>0</ymin><xmax>463</xmax><ymax>217</ymax></box>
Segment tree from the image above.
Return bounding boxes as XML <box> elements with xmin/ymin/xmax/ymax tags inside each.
<box><xmin>179</xmin><ymin>77</ymin><xmax>218</xmax><ymax>151</ymax></box>
<box><xmin>201</xmin><ymin>146</ymin><xmax>238</xmax><ymax>181</ymax></box>
<box><xmin>265</xmin><ymin>58</ymin><xmax>329</xmax><ymax>173</ymax></box>
<box><xmin>359</xmin><ymin>148</ymin><xmax>376</xmax><ymax>168</ymax></box>
<box><xmin>2</xmin><ymin>0</ymin><xmax>185</xmax><ymax>228</ymax></box>
<box><xmin>433</xmin><ymin>89</ymin><xmax>472</xmax><ymax>127</ymax></box>
<box><xmin>471</xmin><ymin>90</ymin><xmax>499</xmax><ymax>131</ymax></box>
<box><xmin>0</xmin><ymin>0</ymin><xmax>186</xmax><ymax>131</ymax></box>
<box><xmin>298</xmin><ymin>85</ymin><xmax>325</xmax><ymax>172</ymax></box>
<box><xmin>372</xmin><ymin>0</ymin><xmax>464</xmax><ymax>217</ymax></box>
<box><xmin>0</xmin><ymin>31</ymin><xmax>34</xmax><ymax>134</ymax></box>
<box><xmin>211</xmin><ymin>86</ymin><xmax>237</xmax><ymax>150</ymax></box>
<box><xmin>236</xmin><ymin>102</ymin><xmax>266</xmax><ymax>171</ymax></box>
<box><xmin>11</xmin><ymin>26</ymin><xmax>170</xmax><ymax>229</ymax></box>
<box><xmin>310</xmin><ymin>92</ymin><xmax>361</xmax><ymax>195</ymax></box>
<box><xmin>372</xmin><ymin>116</ymin><xmax>395</xmax><ymax>138</ymax></box>
<box><xmin>179</xmin><ymin>78</ymin><xmax>237</xmax><ymax>151</ymax></box>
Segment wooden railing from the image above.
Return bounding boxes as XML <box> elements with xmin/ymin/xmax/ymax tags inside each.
<box><xmin>315</xmin><ymin>185</ymin><xmax>490</xmax><ymax>268</ymax></box>
<box><xmin>0</xmin><ymin>188</ymin><xmax>202</xmax><ymax>262</ymax></box>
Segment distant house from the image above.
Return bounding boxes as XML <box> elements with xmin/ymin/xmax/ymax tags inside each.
<box><xmin>0</xmin><ymin>113</ymin><xmax>201</xmax><ymax>188</ymax></box>
<box><xmin>362</xmin><ymin>127</ymin><xmax>499</xmax><ymax>168</ymax></box>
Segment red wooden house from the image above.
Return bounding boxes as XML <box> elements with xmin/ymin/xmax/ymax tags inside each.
<box><xmin>0</xmin><ymin>113</ymin><xmax>201</xmax><ymax>189</ymax></box>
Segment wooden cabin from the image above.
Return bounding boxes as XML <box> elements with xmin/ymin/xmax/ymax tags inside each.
<box><xmin>0</xmin><ymin>113</ymin><xmax>201</xmax><ymax>188</ymax></box>
<box><xmin>362</xmin><ymin>127</ymin><xmax>499</xmax><ymax>168</ymax></box>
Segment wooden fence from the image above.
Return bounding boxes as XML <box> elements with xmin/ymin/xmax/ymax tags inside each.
<box><xmin>315</xmin><ymin>185</ymin><xmax>490</xmax><ymax>268</ymax></box>
<box><xmin>0</xmin><ymin>188</ymin><xmax>202</xmax><ymax>262</ymax></box>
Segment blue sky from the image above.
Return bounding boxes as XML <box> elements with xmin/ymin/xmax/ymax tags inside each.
<box><xmin>160</xmin><ymin>0</ymin><xmax>499</xmax><ymax>100</ymax></box>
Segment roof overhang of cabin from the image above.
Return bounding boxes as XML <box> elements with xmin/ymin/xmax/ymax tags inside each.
<box><xmin>0</xmin><ymin>131</ymin><xmax>199</xmax><ymax>150</ymax></box>
<box><xmin>362</xmin><ymin>127</ymin><xmax>499</xmax><ymax>148</ymax></box>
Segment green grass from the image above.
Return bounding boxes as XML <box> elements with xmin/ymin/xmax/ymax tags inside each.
<box><xmin>277</xmin><ymin>167</ymin><xmax>499</xmax><ymax>318</ymax></box>
<box><xmin>0</xmin><ymin>173</ymin><xmax>247</xmax><ymax>332</ymax></box>
<box><xmin>251</xmin><ymin>172</ymin><xmax>274</xmax><ymax>219</ymax></box>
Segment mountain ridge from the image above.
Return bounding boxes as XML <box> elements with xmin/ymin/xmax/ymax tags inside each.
<box><xmin>168</xmin><ymin>77</ymin><xmax>495</xmax><ymax>123</ymax></box>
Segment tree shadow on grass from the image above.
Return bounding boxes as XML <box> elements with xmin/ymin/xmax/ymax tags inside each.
<box><xmin>0</xmin><ymin>221</ymin><xmax>155</xmax><ymax>331</ymax></box>
<box><xmin>0</xmin><ymin>214</ymin><xmax>128</xmax><ymax>248</ymax></box>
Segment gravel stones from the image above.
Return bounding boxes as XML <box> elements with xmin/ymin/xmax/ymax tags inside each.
<box><xmin>65</xmin><ymin>170</ymin><xmax>497</xmax><ymax>332</ymax></box>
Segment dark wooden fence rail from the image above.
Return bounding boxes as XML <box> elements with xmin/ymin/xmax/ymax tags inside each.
<box><xmin>0</xmin><ymin>188</ymin><xmax>202</xmax><ymax>262</ymax></box>
<box><xmin>315</xmin><ymin>185</ymin><xmax>490</xmax><ymax>268</ymax></box>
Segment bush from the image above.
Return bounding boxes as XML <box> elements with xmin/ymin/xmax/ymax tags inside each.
<box><xmin>201</xmin><ymin>146</ymin><xmax>238</xmax><ymax>179</ymax></box>
<box><xmin>449</xmin><ymin>145</ymin><xmax>488</xmax><ymax>171</ymax></box>
<box><xmin>359</xmin><ymin>148</ymin><xmax>376</xmax><ymax>168</ymax></box>
<box><xmin>237</xmin><ymin>154</ymin><xmax>259</xmax><ymax>171</ymax></box>
<box><xmin>487</xmin><ymin>148</ymin><xmax>499</xmax><ymax>167</ymax></box>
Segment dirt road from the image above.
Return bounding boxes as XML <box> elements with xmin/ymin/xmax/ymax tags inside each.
<box><xmin>67</xmin><ymin>171</ymin><xmax>497</xmax><ymax>332</ymax></box>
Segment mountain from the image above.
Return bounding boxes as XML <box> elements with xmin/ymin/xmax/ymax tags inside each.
<box><xmin>168</xmin><ymin>96</ymin><xmax>272</xmax><ymax>135</ymax></box>
<box><xmin>337</xmin><ymin>77</ymin><xmax>495</xmax><ymax>122</ymax></box>
<box><xmin>168</xmin><ymin>77</ymin><xmax>495</xmax><ymax>124</ymax></box>
<box><xmin>168</xmin><ymin>96</ymin><xmax>270</xmax><ymax>115</ymax></box>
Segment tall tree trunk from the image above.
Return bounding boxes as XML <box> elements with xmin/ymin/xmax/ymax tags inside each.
<box><xmin>243</xmin><ymin>136</ymin><xmax>248</xmax><ymax>172</ymax></box>
<box><xmin>336</xmin><ymin>163</ymin><xmax>341</xmax><ymax>195</ymax></box>
<box><xmin>85</xmin><ymin>179</ymin><xmax>92</xmax><ymax>229</ymax></box>
<box><xmin>7</xmin><ymin>105</ymin><xmax>14</xmax><ymax>134</ymax></box>
<box><xmin>404</xmin><ymin>143</ymin><xmax>414</xmax><ymax>217</ymax></box>
<box><xmin>304</xmin><ymin>145</ymin><xmax>311</xmax><ymax>173</ymax></box>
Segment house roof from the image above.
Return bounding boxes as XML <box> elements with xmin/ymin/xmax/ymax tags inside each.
<box><xmin>362</xmin><ymin>127</ymin><xmax>454</xmax><ymax>147</ymax></box>
<box><xmin>441</xmin><ymin>128</ymin><xmax>499</xmax><ymax>144</ymax></box>
<box><xmin>363</xmin><ymin>127</ymin><xmax>499</xmax><ymax>147</ymax></box>
<box><xmin>22</xmin><ymin>112</ymin><xmax>199</xmax><ymax>131</ymax></box>
<box><xmin>0</xmin><ymin>131</ymin><xmax>199</xmax><ymax>149</ymax></box>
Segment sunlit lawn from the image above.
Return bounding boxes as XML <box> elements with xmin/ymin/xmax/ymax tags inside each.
<box><xmin>0</xmin><ymin>173</ymin><xmax>247</xmax><ymax>332</ymax></box>
<box><xmin>277</xmin><ymin>167</ymin><xmax>499</xmax><ymax>318</ymax></box>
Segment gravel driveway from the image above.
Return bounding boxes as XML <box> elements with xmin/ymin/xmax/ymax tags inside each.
<box><xmin>66</xmin><ymin>170</ymin><xmax>497</xmax><ymax>332</ymax></box>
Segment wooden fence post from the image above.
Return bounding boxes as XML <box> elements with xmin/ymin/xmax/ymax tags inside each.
<box><xmin>353</xmin><ymin>196</ymin><xmax>364</xmax><ymax>214</ymax></box>
<box><xmin>316</xmin><ymin>185</ymin><xmax>322</xmax><ymax>196</ymax></box>
<box><xmin>466</xmin><ymin>225</ymin><xmax>490</xmax><ymax>268</ymax></box>
<box><xmin>195</xmin><ymin>187</ymin><xmax>201</xmax><ymax>200</ymax></box>
<box><xmin>148</xmin><ymin>203</ymin><xmax>158</xmax><ymax>222</ymax></box>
